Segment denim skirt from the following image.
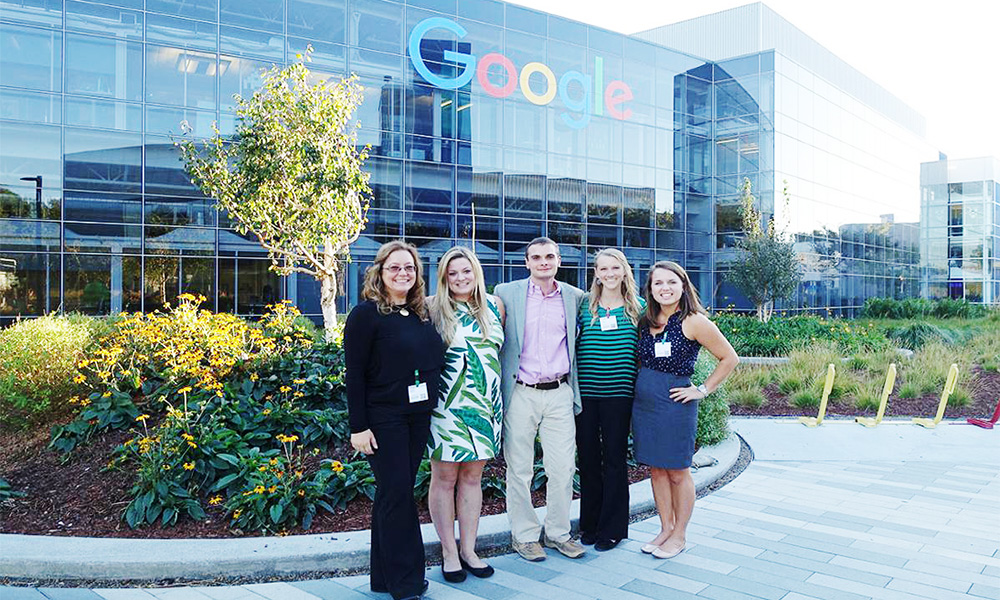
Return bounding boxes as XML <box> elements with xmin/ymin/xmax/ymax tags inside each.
<box><xmin>632</xmin><ymin>368</ymin><xmax>698</xmax><ymax>469</ymax></box>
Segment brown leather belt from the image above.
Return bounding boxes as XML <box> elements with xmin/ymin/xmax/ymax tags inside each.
<box><xmin>516</xmin><ymin>375</ymin><xmax>568</xmax><ymax>390</ymax></box>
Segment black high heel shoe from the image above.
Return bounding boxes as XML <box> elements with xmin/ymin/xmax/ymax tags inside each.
<box><xmin>459</xmin><ymin>555</ymin><xmax>495</xmax><ymax>578</ymax></box>
<box><xmin>442</xmin><ymin>564</ymin><xmax>466</xmax><ymax>583</ymax></box>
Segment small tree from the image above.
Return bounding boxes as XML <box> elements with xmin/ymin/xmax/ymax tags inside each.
<box><xmin>727</xmin><ymin>178</ymin><xmax>801</xmax><ymax>322</ymax></box>
<box><xmin>178</xmin><ymin>51</ymin><xmax>371</xmax><ymax>341</ymax></box>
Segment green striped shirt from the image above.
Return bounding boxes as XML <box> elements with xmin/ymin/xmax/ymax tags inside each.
<box><xmin>576</xmin><ymin>299</ymin><xmax>643</xmax><ymax>398</ymax></box>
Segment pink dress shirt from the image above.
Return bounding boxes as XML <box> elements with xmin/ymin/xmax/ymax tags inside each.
<box><xmin>517</xmin><ymin>280</ymin><xmax>570</xmax><ymax>384</ymax></box>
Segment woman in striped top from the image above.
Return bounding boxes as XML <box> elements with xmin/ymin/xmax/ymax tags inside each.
<box><xmin>574</xmin><ymin>248</ymin><xmax>645</xmax><ymax>551</ymax></box>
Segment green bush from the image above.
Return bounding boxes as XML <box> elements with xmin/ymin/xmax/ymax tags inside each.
<box><xmin>0</xmin><ymin>314</ymin><xmax>105</xmax><ymax>429</ymax></box>
<box><xmin>884</xmin><ymin>322</ymin><xmax>968</xmax><ymax>350</ymax></box>
<box><xmin>693</xmin><ymin>352</ymin><xmax>731</xmax><ymax>447</ymax></box>
<box><xmin>791</xmin><ymin>390</ymin><xmax>820</xmax><ymax>409</ymax></box>
<box><xmin>729</xmin><ymin>389</ymin><xmax>765</xmax><ymax>409</ymax></box>
<box><xmin>712</xmin><ymin>313</ymin><xmax>888</xmax><ymax>357</ymax></box>
<box><xmin>861</xmin><ymin>297</ymin><xmax>986</xmax><ymax>319</ymax></box>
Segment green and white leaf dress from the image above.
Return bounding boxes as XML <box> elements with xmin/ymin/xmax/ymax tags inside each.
<box><xmin>428</xmin><ymin>299</ymin><xmax>504</xmax><ymax>462</ymax></box>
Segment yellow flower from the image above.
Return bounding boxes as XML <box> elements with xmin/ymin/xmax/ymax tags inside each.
<box><xmin>232</xmin><ymin>509</ymin><xmax>242</xmax><ymax>520</ymax></box>
<box><xmin>178</xmin><ymin>386</ymin><xmax>193</xmax><ymax>395</ymax></box>
<box><xmin>181</xmin><ymin>433</ymin><xmax>194</xmax><ymax>441</ymax></box>
<box><xmin>73</xmin><ymin>374</ymin><xmax>87</xmax><ymax>384</ymax></box>
<box><xmin>297</xmin><ymin>489</ymin><xmax>305</xmax><ymax>497</ymax></box>
<box><xmin>102</xmin><ymin>391</ymin><xmax>112</xmax><ymax>398</ymax></box>
<box><xmin>209</xmin><ymin>496</ymin><xmax>223</xmax><ymax>505</ymax></box>
<box><xmin>258</xmin><ymin>465</ymin><xmax>268</xmax><ymax>472</ymax></box>
<box><xmin>136</xmin><ymin>414</ymin><xmax>150</xmax><ymax>422</ymax></box>
<box><xmin>80</xmin><ymin>399</ymin><xmax>92</xmax><ymax>407</ymax></box>
<box><xmin>267</xmin><ymin>485</ymin><xmax>278</xmax><ymax>494</ymax></box>
<box><xmin>261</xmin><ymin>409</ymin><xmax>272</xmax><ymax>416</ymax></box>
<box><xmin>162</xmin><ymin>464</ymin><xmax>171</xmax><ymax>470</ymax></box>
<box><xmin>269</xmin><ymin>458</ymin><xmax>279</xmax><ymax>466</ymax></box>
<box><xmin>183</xmin><ymin>462</ymin><xmax>195</xmax><ymax>470</ymax></box>
<box><xmin>250</xmin><ymin>373</ymin><xmax>259</xmax><ymax>382</ymax></box>
<box><xmin>331</xmin><ymin>461</ymin><xmax>344</xmax><ymax>474</ymax></box>
<box><xmin>254</xmin><ymin>485</ymin><xmax>266</xmax><ymax>494</ymax></box>
<box><xmin>187</xmin><ymin>441</ymin><xmax>198</xmax><ymax>449</ymax></box>
<box><xmin>292</xmin><ymin>379</ymin><xmax>305</xmax><ymax>385</ymax></box>
<box><xmin>279</xmin><ymin>385</ymin><xmax>291</xmax><ymax>393</ymax></box>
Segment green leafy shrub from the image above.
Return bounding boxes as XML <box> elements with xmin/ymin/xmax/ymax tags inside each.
<box><xmin>0</xmin><ymin>477</ymin><xmax>26</xmax><ymax>500</ymax></box>
<box><xmin>712</xmin><ymin>313</ymin><xmax>888</xmax><ymax>357</ymax></box>
<box><xmin>0</xmin><ymin>314</ymin><xmax>104</xmax><ymax>429</ymax></box>
<box><xmin>862</xmin><ymin>297</ymin><xmax>986</xmax><ymax>319</ymax></box>
<box><xmin>693</xmin><ymin>353</ymin><xmax>731</xmax><ymax>447</ymax></box>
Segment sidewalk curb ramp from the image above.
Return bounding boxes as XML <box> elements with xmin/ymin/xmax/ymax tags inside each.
<box><xmin>0</xmin><ymin>434</ymin><xmax>742</xmax><ymax>581</ymax></box>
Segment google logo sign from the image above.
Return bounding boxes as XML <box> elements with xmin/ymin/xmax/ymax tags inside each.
<box><xmin>408</xmin><ymin>17</ymin><xmax>633</xmax><ymax>130</ymax></box>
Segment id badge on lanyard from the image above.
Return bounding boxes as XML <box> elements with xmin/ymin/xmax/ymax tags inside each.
<box><xmin>599</xmin><ymin>314</ymin><xmax>618</xmax><ymax>331</ymax></box>
<box><xmin>654</xmin><ymin>340</ymin><xmax>672</xmax><ymax>358</ymax></box>
<box><xmin>408</xmin><ymin>370</ymin><xmax>428</xmax><ymax>403</ymax></box>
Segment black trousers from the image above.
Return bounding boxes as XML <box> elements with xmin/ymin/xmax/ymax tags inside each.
<box><xmin>367</xmin><ymin>407</ymin><xmax>431</xmax><ymax>600</ymax></box>
<box><xmin>575</xmin><ymin>395</ymin><xmax>633</xmax><ymax>541</ymax></box>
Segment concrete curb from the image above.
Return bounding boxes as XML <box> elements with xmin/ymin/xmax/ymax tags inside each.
<box><xmin>0</xmin><ymin>433</ymin><xmax>742</xmax><ymax>582</ymax></box>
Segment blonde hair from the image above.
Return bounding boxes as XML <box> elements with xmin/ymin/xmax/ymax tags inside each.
<box><xmin>429</xmin><ymin>246</ymin><xmax>492</xmax><ymax>346</ymax></box>
<box><xmin>588</xmin><ymin>248</ymin><xmax>642</xmax><ymax>326</ymax></box>
<box><xmin>640</xmin><ymin>260</ymin><xmax>706</xmax><ymax>327</ymax></box>
<box><xmin>361</xmin><ymin>240</ymin><xmax>428</xmax><ymax>320</ymax></box>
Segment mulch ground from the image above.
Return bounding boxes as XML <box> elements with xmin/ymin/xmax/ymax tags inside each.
<box><xmin>0</xmin><ymin>427</ymin><xmax>650</xmax><ymax>539</ymax></box>
<box><xmin>3</xmin><ymin>368</ymin><xmax>995</xmax><ymax>539</ymax></box>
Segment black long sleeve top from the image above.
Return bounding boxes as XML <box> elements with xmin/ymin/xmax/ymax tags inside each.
<box><xmin>343</xmin><ymin>300</ymin><xmax>445</xmax><ymax>433</ymax></box>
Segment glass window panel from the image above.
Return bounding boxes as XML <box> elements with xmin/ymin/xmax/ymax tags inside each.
<box><xmin>623</xmin><ymin>227</ymin><xmax>650</xmax><ymax>249</ymax></box>
<box><xmin>66</xmin><ymin>33</ymin><xmax>143</xmax><ymax>101</ymax></box>
<box><xmin>145</xmin><ymin>45</ymin><xmax>218</xmax><ymax>109</ymax></box>
<box><xmin>64</xmin><ymin>189</ymin><xmax>142</xmax><ymax>223</ymax></box>
<box><xmin>66</xmin><ymin>1</ymin><xmax>143</xmax><ymax>39</ymax></box>
<box><xmin>66</xmin><ymin>97</ymin><xmax>143</xmax><ymax>131</ymax></box>
<box><xmin>457</xmin><ymin>168</ymin><xmax>500</xmax><ymax>215</ymax></box>
<box><xmin>503</xmin><ymin>102</ymin><xmax>545</xmax><ymax>151</ymax></box>
<box><xmin>364</xmin><ymin>208</ymin><xmax>401</xmax><ymax>237</ymax></box>
<box><xmin>405</xmin><ymin>82</ymin><xmax>453</xmax><ymax>138</ymax></box>
<box><xmin>235</xmin><ymin>258</ymin><xmax>279</xmax><ymax>315</ymax></box>
<box><xmin>146</xmin><ymin>13</ymin><xmax>218</xmax><ymax>51</ymax></box>
<box><xmin>220</xmin><ymin>25</ymin><xmax>284</xmax><ymax>60</ymax></box>
<box><xmin>587</xmin><ymin>224</ymin><xmax>618</xmax><ymax>248</ymax></box>
<box><xmin>547</xmin><ymin>14</ymin><xmax>585</xmax><ymax>43</ymax></box>
<box><xmin>0</xmin><ymin>88</ymin><xmax>60</xmax><ymax>123</ymax></box>
<box><xmin>0</xmin><ymin>121</ymin><xmax>62</xmax><ymax>212</ymax></box>
<box><xmin>549</xmin><ymin>221</ymin><xmax>581</xmax><ymax>247</ymax></box>
<box><xmin>288</xmin><ymin>0</ymin><xmax>345</xmax><ymax>43</ymax></box>
<box><xmin>455</xmin><ymin>214</ymin><xmax>499</xmax><ymax>252</ymax></box>
<box><xmin>145</xmin><ymin>224</ymin><xmax>216</xmax><ymax>255</ymax></box>
<box><xmin>64</xmin><ymin>127</ymin><xmax>142</xmax><ymax>193</ymax></box>
<box><xmin>405</xmin><ymin>162</ymin><xmax>453</xmax><ymax>212</ymax></box>
<box><xmin>220</xmin><ymin>0</ymin><xmax>283</xmax><ymax>34</ymax></box>
<box><xmin>63</xmin><ymin>253</ymin><xmax>141</xmax><ymax>315</ymax></box>
<box><xmin>145</xmin><ymin>194</ymin><xmax>216</xmax><ymax>227</ymax></box>
<box><xmin>218</xmin><ymin>56</ymin><xmax>269</xmax><ymax>112</ymax></box>
<box><xmin>145</xmin><ymin>0</ymin><xmax>217</xmax><ymax>21</ymax></box>
<box><xmin>0</xmin><ymin>24</ymin><xmax>61</xmax><ymax>92</ymax></box>
<box><xmin>143</xmin><ymin>255</ymin><xmax>179</xmax><ymax>311</ymax></box>
<box><xmin>587</xmin><ymin>26</ymin><xmax>621</xmax><ymax>55</ymax></box>
<box><xmin>504</xmin><ymin>174</ymin><xmax>544</xmax><ymax>220</ymax></box>
<box><xmin>404</xmin><ymin>210</ymin><xmax>451</xmax><ymax>241</ymax></box>
<box><xmin>288</xmin><ymin>38</ymin><xmax>345</xmax><ymax>75</ymax></box>
<box><xmin>502</xmin><ymin>217</ymin><xmax>542</xmax><ymax>259</ymax></box>
<box><xmin>504</xmin><ymin>4</ymin><xmax>545</xmax><ymax>35</ymax></box>
<box><xmin>65</xmin><ymin>221</ymin><xmax>142</xmax><ymax>253</ymax></box>
<box><xmin>0</xmin><ymin>0</ymin><xmax>62</xmax><ymax>26</ymax></box>
<box><xmin>0</xmin><ymin>219</ymin><xmax>60</xmax><ymax>251</ymax></box>
<box><xmin>351</xmin><ymin>0</ymin><xmax>402</xmax><ymax>54</ymax></box>
<box><xmin>457</xmin><ymin>0</ymin><xmax>503</xmax><ymax>25</ymax></box>
<box><xmin>218</xmin><ymin>228</ymin><xmax>267</xmax><ymax>256</ymax></box>
<box><xmin>0</xmin><ymin>251</ymin><xmax>60</xmax><ymax>316</ymax></box>
<box><xmin>547</xmin><ymin>177</ymin><xmax>583</xmax><ymax>222</ymax></box>
<box><xmin>623</xmin><ymin>186</ymin><xmax>653</xmax><ymax>227</ymax></box>
<box><xmin>587</xmin><ymin>182</ymin><xmax>620</xmax><ymax>225</ymax></box>
<box><xmin>146</xmin><ymin>105</ymin><xmax>215</xmax><ymax>137</ymax></box>
<box><xmin>145</xmin><ymin>135</ymin><xmax>203</xmax><ymax>197</ymax></box>
<box><xmin>367</xmin><ymin>156</ymin><xmax>403</xmax><ymax>210</ymax></box>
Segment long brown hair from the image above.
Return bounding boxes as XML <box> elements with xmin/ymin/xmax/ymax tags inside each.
<box><xmin>640</xmin><ymin>260</ymin><xmax>706</xmax><ymax>327</ymax></box>
<box><xmin>587</xmin><ymin>248</ymin><xmax>642</xmax><ymax>326</ymax></box>
<box><xmin>429</xmin><ymin>246</ymin><xmax>493</xmax><ymax>345</ymax></box>
<box><xmin>361</xmin><ymin>240</ymin><xmax>428</xmax><ymax>319</ymax></box>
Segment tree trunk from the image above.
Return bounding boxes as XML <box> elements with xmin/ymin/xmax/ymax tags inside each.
<box><xmin>320</xmin><ymin>272</ymin><xmax>338</xmax><ymax>343</ymax></box>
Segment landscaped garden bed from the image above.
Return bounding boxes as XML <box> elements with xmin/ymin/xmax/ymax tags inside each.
<box><xmin>1</xmin><ymin>296</ymin><xmax>996</xmax><ymax>539</ymax></box>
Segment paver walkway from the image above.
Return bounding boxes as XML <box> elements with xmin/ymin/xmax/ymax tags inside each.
<box><xmin>5</xmin><ymin>419</ymin><xmax>998</xmax><ymax>600</ymax></box>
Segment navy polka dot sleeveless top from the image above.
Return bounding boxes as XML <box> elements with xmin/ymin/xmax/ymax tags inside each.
<box><xmin>637</xmin><ymin>312</ymin><xmax>701</xmax><ymax>376</ymax></box>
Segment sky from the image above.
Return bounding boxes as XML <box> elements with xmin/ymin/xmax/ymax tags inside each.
<box><xmin>508</xmin><ymin>0</ymin><xmax>1000</xmax><ymax>162</ymax></box>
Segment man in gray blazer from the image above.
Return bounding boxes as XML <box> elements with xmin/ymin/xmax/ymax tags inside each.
<box><xmin>494</xmin><ymin>237</ymin><xmax>586</xmax><ymax>562</ymax></box>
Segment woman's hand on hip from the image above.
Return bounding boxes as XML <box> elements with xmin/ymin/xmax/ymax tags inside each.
<box><xmin>351</xmin><ymin>429</ymin><xmax>378</xmax><ymax>455</ymax></box>
<box><xmin>669</xmin><ymin>385</ymin><xmax>704</xmax><ymax>404</ymax></box>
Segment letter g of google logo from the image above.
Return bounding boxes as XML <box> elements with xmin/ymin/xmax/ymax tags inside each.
<box><xmin>408</xmin><ymin>17</ymin><xmax>633</xmax><ymax>129</ymax></box>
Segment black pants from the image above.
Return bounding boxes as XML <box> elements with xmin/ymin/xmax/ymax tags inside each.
<box><xmin>575</xmin><ymin>395</ymin><xmax>632</xmax><ymax>541</ymax></box>
<box><xmin>367</xmin><ymin>407</ymin><xmax>431</xmax><ymax>600</ymax></box>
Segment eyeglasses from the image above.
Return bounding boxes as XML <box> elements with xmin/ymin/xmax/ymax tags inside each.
<box><xmin>384</xmin><ymin>264</ymin><xmax>416</xmax><ymax>274</ymax></box>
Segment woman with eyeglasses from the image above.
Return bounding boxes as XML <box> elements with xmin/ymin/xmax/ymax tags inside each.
<box><xmin>426</xmin><ymin>246</ymin><xmax>505</xmax><ymax>583</ymax></box>
<box><xmin>344</xmin><ymin>240</ymin><xmax>445</xmax><ymax>600</ymax></box>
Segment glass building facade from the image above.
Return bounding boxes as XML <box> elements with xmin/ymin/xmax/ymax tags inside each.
<box><xmin>920</xmin><ymin>157</ymin><xmax>1000</xmax><ymax>304</ymax></box>
<box><xmin>0</xmin><ymin>0</ymin><xmax>943</xmax><ymax>324</ymax></box>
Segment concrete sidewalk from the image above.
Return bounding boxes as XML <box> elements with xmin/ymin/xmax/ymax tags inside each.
<box><xmin>3</xmin><ymin>418</ymin><xmax>998</xmax><ymax>600</ymax></box>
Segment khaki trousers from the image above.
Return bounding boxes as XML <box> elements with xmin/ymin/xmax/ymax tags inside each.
<box><xmin>503</xmin><ymin>381</ymin><xmax>577</xmax><ymax>544</ymax></box>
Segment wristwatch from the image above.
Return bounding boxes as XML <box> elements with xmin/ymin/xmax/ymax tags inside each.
<box><xmin>696</xmin><ymin>384</ymin><xmax>709</xmax><ymax>397</ymax></box>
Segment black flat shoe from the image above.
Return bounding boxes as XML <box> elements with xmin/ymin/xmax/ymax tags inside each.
<box><xmin>394</xmin><ymin>579</ymin><xmax>430</xmax><ymax>599</ymax></box>
<box><xmin>594</xmin><ymin>538</ymin><xmax>622</xmax><ymax>552</ymax></box>
<box><xmin>459</xmin><ymin>556</ymin><xmax>495</xmax><ymax>578</ymax></box>
<box><xmin>580</xmin><ymin>531</ymin><xmax>597</xmax><ymax>545</ymax></box>
<box><xmin>442</xmin><ymin>564</ymin><xmax>467</xmax><ymax>583</ymax></box>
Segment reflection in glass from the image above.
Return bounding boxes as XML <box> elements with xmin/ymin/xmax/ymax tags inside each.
<box><xmin>0</xmin><ymin>24</ymin><xmax>62</xmax><ymax>91</ymax></box>
<box><xmin>145</xmin><ymin>45</ymin><xmax>218</xmax><ymax>109</ymax></box>
<box><xmin>0</xmin><ymin>252</ymin><xmax>59</xmax><ymax>316</ymax></box>
<box><xmin>66</xmin><ymin>33</ymin><xmax>143</xmax><ymax>100</ymax></box>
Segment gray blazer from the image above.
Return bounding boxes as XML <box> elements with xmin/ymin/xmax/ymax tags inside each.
<box><xmin>494</xmin><ymin>278</ymin><xmax>586</xmax><ymax>415</ymax></box>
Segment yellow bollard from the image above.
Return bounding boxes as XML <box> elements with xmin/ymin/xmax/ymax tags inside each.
<box><xmin>913</xmin><ymin>364</ymin><xmax>959</xmax><ymax>428</ymax></box>
<box><xmin>799</xmin><ymin>363</ymin><xmax>836</xmax><ymax>427</ymax></box>
<box><xmin>857</xmin><ymin>363</ymin><xmax>897</xmax><ymax>428</ymax></box>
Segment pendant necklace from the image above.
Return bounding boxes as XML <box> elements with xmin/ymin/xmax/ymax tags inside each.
<box><xmin>397</xmin><ymin>305</ymin><xmax>410</xmax><ymax>317</ymax></box>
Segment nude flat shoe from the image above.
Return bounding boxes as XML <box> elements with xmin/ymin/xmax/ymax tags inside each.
<box><xmin>651</xmin><ymin>544</ymin><xmax>685</xmax><ymax>559</ymax></box>
<box><xmin>640</xmin><ymin>544</ymin><xmax>658</xmax><ymax>554</ymax></box>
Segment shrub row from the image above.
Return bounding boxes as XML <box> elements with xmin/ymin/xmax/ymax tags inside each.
<box><xmin>711</xmin><ymin>313</ymin><xmax>890</xmax><ymax>357</ymax></box>
<box><xmin>861</xmin><ymin>297</ymin><xmax>989</xmax><ymax>319</ymax></box>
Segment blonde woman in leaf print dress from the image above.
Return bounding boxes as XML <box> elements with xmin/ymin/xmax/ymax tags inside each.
<box><xmin>427</xmin><ymin>246</ymin><xmax>505</xmax><ymax>583</ymax></box>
